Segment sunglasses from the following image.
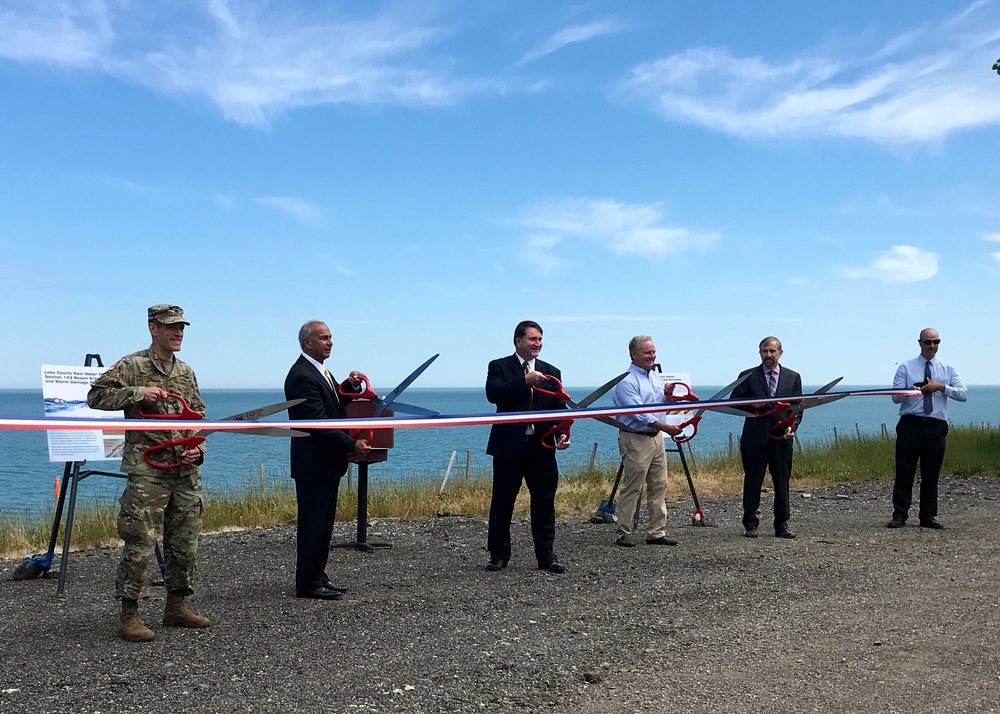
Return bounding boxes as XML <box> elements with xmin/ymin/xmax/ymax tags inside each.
<box><xmin>921</xmin><ymin>339</ymin><xmax>941</xmax><ymax>346</ymax></box>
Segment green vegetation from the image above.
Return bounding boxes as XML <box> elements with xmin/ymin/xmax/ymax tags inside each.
<box><xmin>3</xmin><ymin>425</ymin><xmax>998</xmax><ymax>558</ymax></box>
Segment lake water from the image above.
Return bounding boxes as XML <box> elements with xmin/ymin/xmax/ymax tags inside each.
<box><xmin>1</xmin><ymin>385</ymin><xmax>997</xmax><ymax>514</ymax></box>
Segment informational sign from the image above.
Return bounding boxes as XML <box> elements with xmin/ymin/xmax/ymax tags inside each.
<box><xmin>41</xmin><ymin>365</ymin><xmax>124</xmax><ymax>463</ymax></box>
<box><xmin>656</xmin><ymin>370</ymin><xmax>691</xmax><ymax>427</ymax></box>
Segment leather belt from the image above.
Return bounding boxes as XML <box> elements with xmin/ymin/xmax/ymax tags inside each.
<box><xmin>900</xmin><ymin>414</ymin><xmax>942</xmax><ymax>424</ymax></box>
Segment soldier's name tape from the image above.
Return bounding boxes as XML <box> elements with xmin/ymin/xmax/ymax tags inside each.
<box><xmin>0</xmin><ymin>389</ymin><xmax>920</xmax><ymax>433</ymax></box>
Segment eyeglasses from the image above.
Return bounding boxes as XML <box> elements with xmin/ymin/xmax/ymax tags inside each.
<box><xmin>921</xmin><ymin>339</ymin><xmax>941</xmax><ymax>346</ymax></box>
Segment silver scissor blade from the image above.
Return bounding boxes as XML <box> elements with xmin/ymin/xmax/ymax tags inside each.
<box><xmin>576</xmin><ymin>372</ymin><xmax>629</xmax><ymax>409</ymax></box>
<box><xmin>220</xmin><ymin>399</ymin><xmax>306</xmax><ymax>422</ymax></box>
<box><xmin>384</xmin><ymin>401</ymin><xmax>439</xmax><ymax>417</ymax></box>
<box><xmin>196</xmin><ymin>399</ymin><xmax>307</xmax><ymax>437</ymax></box>
<box><xmin>706</xmin><ymin>372</ymin><xmax>752</xmax><ymax>402</ymax></box>
<box><xmin>373</xmin><ymin>354</ymin><xmax>439</xmax><ymax>417</ymax></box>
<box><xmin>693</xmin><ymin>372</ymin><xmax>753</xmax><ymax>417</ymax></box>
<box><xmin>218</xmin><ymin>427</ymin><xmax>309</xmax><ymax>437</ymax></box>
<box><xmin>788</xmin><ymin>377</ymin><xmax>844</xmax><ymax>414</ymax></box>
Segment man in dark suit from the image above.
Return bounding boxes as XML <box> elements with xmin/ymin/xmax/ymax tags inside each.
<box><xmin>485</xmin><ymin>320</ymin><xmax>570</xmax><ymax>573</ymax></box>
<box><xmin>284</xmin><ymin>320</ymin><xmax>370</xmax><ymax>600</ymax></box>
<box><xmin>731</xmin><ymin>336</ymin><xmax>803</xmax><ymax>539</ymax></box>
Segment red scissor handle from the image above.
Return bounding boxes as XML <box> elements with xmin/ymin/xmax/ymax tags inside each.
<box><xmin>672</xmin><ymin>414</ymin><xmax>702</xmax><ymax>443</ymax></box>
<box><xmin>137</xmin><ymin>393</ymin><xmax>205</xmax><ymax>420</ymax></box>
<box><xmin>339</xmin><ymin>373</ymin><xmax>378</xmax><ymax>400</ymax></box>
<box><xmin>143</xmin><ymin>435</ymin><xmax>206</xmax><ymax>469</ymax></box>
<box><xmin>769</xmin><ymin>413</ymin><xmax>798</xmax><ymax>440</ymax></box>
<box><xmin>753</xmin><ymin>400</ymin><xmax>790</xmax><ymax>418</ymax></box>
<box><xmin>531</xmin><ymin>374</ymin><xmax>573</xmax><ymax>401</ymax></box>
<box><xmin>664</xmin><ymin>382</ymin><xmax>698</xmax><ymax>402</ymax></box>
<box><xmin>350</xmin><ymin>428</ymin><xmax>374</xmax><ymax>443</ymax></box>
<box><xmin>541</xmin><ymin>419</ymin><xmax>572</xmax><ymax>450</ymax></box>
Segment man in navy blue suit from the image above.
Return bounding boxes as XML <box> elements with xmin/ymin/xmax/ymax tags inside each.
<box><xmin>284</xmin><ymin>320</ymin><xmax>369</xmax><ymax>600</ymax></box>
<box><xmin>484</xmin><ymin>320</ymin><xmax>570</xmax><ymax>574</ymax></box>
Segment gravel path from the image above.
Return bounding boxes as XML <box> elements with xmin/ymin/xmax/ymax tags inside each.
<box><xmin>2</xmin><ymin>475</ymin><xmax>998</xmax><ymax>714</ymax></box>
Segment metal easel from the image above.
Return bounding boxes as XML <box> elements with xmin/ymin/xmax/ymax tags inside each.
<box><xmin>14</xmin><ymin>354</ymin><xmax>164</xmax><ymax>597</ymax></box>
<box><xmin>590</xmin><ymin>363</ymin><xmax>709</xmax><ymax>527</ymax></box>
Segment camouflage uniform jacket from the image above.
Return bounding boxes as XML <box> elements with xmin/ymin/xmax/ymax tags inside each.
<box><xmin>87</xmin><ymin>348</ymin><xmax>206</xmax><ymax>478</ymax></box>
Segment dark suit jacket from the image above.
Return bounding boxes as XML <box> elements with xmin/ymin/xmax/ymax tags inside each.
<box><xmin>731</xmin><ymin>364</ymin><xmax>803</xmax><ymax>446</ymax></box>
<box><xmin>284</xmin><ymin>354</ymin><xmax>358</xmax><ymax>482</ymax></box>
<box><xmin>485</xmin><ymin>355</ymin><xmax>564</xmax><ymax>458</ymax></box>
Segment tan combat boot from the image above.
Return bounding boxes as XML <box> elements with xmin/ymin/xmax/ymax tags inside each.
<box><xmin>162</xmin><ymin>593</ymin><xmax>211</xmax><ymax>628</ymax></box>
<box><xmin>119</xmin><ymin>599</ymin><xmax>155</xmax><ymax>642</ymax></box>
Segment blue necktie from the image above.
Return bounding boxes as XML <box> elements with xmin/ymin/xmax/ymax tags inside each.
<box><xmin>767</xmin><ymin>370</ymin><xmax>777</xmax><ymax>397</ymax></box>
<box><xmin>923</xmin><ymin>361</ymin><xmax>933</xmax><ymax>415</ymax></box>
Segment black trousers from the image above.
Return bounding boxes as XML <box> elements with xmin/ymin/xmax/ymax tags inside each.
<box><xmin>893</xmin><ymin>415</ymin><xmax>948</xmax><ymax>522</ymax></box>
<box><xmin>294</xmin><ymin>477</ymin><xmax>341</xmax><ymax>593</ymax></box>
<box><xmin>740</xmin><ymin>438</ymin><xmax>793</xmax><ymax>532</ymax></box>
<box><xmin>487</xmin><ymin>437</ymin><xmax>559</xmax><ymax>566</ymax></box>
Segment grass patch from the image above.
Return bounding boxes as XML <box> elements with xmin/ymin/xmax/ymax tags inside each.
<box><xmin>3</xmin><ymin>425</ymin><xmax>998</xmax><ymax>558</ymax></box>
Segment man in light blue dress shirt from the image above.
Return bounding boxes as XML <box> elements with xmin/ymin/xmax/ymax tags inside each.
<box><xmin>612</xmin><ymin>336</ymin><xmax>682</xmax><ymax>547</ymax></box>
<box><xmin>888</xmin><ymin>328</ymin><xmax>967</xmax><ymax>529</ymax></box>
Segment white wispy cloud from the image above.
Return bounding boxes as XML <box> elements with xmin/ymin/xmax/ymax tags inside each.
<box><xmin>992</xmin><ymin>251</ymin><xmax>1000</xmax><ymax>265</ymax></box>
<box><xmin>254</xmin><ymin>196</ymin><xmax>321</xmax><ymax>223</ymax></box>
<box><xmin>0</xmin><ymin>0</ymin><xmax>113</xmax><ymax>65</ymax></box>
<box><xmin>516</xmin><ymin>19</ymin><xmax>622</xmax><ymax>66</ymax></box>
<box><xmin>518</xmin><ymin>197</ymin><xmax>718</xmax><ymax>270</ymax></box>
<box><xmin>0</xmin><ymin>1</ymin><xmax>492</xmax><ymax>127</ymax></box>
<box><xmin>614</xmin><ymin>2</ymin><xmax>1000</xmax><ymax>144</ymax></box>
<box><xmin>982</xmin><ymin>231</ymin><xmax>1000</xmax><ymax>242</ymax></box>
<box><xmin>844</xmin><ymin>245</ymin><xmax>938</xmax><ymax>282</ymax></box>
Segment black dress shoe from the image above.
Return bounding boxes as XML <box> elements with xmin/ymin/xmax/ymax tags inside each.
<box><xmin>645</xmin><ymin>536</ymin><xmax>678</xmax><ymax>546</ymax></box>
<box><xmin>296</xmin><ymin>587</ymin><xmax>342</xmax><ymax>600</ymax></box>
<box><xmin>919</xmin><ymin>518</ymin><xmax>944</xmax><ymax>529</ymax></box>
<box><xmin>485</xmin><ymin>557</ymin><xmax>508</xmax><ymax>572</ymax></box>
<box><xmin>322</xmin><ymin>581</ymin><xmax>349</xmax><ymax>593</ymax></box>
<box><xmin>538</xmin><ymin>560</ymin><xmax>566</xmax><ymax>574</ymax></box>
<box><xmin>775</xmin><ymin>530</ymin><xmax>796</xmax><ymax>539</ymax></box>
<box><xmin>886</xmin><ymin>518</ymin><xmax>906</xmax><ymax>528</ymax></box>
<box><xmin>744</xmin><ymin>528</ymin><xmax>758</xmax><ymax>538</ymax></box>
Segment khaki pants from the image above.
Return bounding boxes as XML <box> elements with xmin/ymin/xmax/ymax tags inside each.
<box><xmin>616</xmin><ymin>431</ymin><xmax>668</xmax><ymax>539</ymax></box>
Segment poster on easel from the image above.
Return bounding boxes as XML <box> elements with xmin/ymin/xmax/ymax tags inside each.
<box><xmin>41</xmin><ymin>365</ymin><xmax>125</xmax><ymax>462</ymax></box>
<box><xmin>656</xmin><ymin>370</ymin><xmax>691</xmax><ymax>427</ymax></box>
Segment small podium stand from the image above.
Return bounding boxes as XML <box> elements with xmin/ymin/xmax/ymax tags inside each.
<box><xmin>334</xmin><ymin>400</ymin><xmax>394</xmax><ymax>552</ymax></box>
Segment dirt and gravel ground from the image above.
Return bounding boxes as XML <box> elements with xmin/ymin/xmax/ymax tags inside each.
<box><xmin>1</xmin><ymin>474</ymin><xmax>998</xmax><ymax>714</ymax></box>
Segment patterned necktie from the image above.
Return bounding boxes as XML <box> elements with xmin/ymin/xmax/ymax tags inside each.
<box><xmin>767</xmin><ymin>370</ymin><xmax>777</xmax><ymax>397</ymax></box>
<box><xmin>324</xmin><ymin>368</ymin><xmax>343</xmax><ymax>408</ymax></box>
<box><xmin>524</xmin><ymin>361</ymin><xmax>534</xmax><ymax>435</ymax></box>
<box><xmin>923</xmin><ymin>361</ymin><xmax>933</xmax><ymax>414</ymax></box>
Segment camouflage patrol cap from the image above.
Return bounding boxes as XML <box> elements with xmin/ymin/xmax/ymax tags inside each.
<box><xmin>147</xmin><ymin>304</ymin><xmax>190</xmax><ymax>325</ymax></box>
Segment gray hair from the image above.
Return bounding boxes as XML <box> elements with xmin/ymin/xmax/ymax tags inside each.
<box><xmin>628</xmin><ymin>335</ymin><xmax>653</xmax><ymax>356</ymax></box>
<box><xmin>298</xmin><ymin>320</ymin><xmax>325</xmax><ymax>348</ymax></box>
<box><xmin>759</xmin><ymin>336</ymin><xmax>782</xmax><ymax>350</ymax></box>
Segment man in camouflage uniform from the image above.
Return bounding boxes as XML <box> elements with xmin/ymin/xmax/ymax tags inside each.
<box><xmin>88</xmin><ymin>304</ymin><xmax>211</xmax><ymax>642</ymax></box>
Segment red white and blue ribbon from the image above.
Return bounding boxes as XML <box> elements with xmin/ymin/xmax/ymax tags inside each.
<box><xmin>0</xmin><ymin>389</ymin><xmax>920</xmax><ymax>433</ymax></box>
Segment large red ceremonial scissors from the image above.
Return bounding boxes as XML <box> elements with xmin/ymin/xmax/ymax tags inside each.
<box><xmin>338</xmin><ymin>354</ymin><xmax>440</xmax><ymax>442</ymax></box>
<box><xmin>671</xmin><ymin>374</ymin><xmax>751</xmax><ymax>444</ymax></box>
<box><xmin>766</xmin><ymin>377</ymin><xmax>845</xmax><ymax>440</ymax></box>
<box><xmin>143</xmin><ymin>396</ymin><xmax>306</xmax><ymax>469</ymax></box>
<box><xmin>535</xmin><ymin>373</ymin><xmax>627</xmax><ymax>449</ymax></box>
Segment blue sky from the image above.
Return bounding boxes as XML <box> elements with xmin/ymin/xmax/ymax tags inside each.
<box><xmin>2</xmin><ymin>0</ymin><xmax>999</xmax><ymax>391</ymax></box>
